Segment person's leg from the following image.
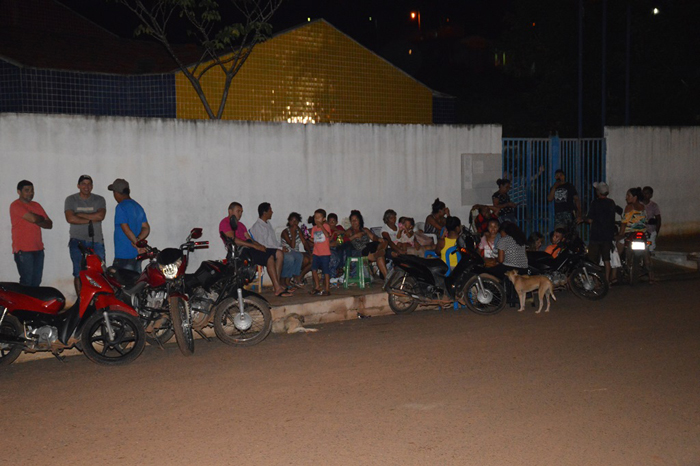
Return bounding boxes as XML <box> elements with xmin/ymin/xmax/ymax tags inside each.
<box><xmin>69</xmin><ymin>239</ymin><xmax>84</xmax><ymax>294</ymax></box>
<box><xmin>92</xmin><ymin>242</ymin><xmax>106</xmax><ymax>262</ymax></box>
<box><xmin>281</xmin><ymin>252</ymin><xmax>295</xmax><ymax>286</ymax></box>
<box><xmin>266</xmin><ymin>254</ymin><xmax>285</xmax><ymax>294</ymax></box>
<box><xmin>14</xmin><ymin>252</ymin><xmax>30</xmax><ymax>286</ymax></box>
<box><xmin>321</xmin><ymin>256</ymin><xmax>331</xmax><ymax>293</ymax></box>
<box><xmin>300</xmin><ymin>253</ymin><xmax>313</xmax><ymax>281</ymax></box>
<box><xmin>32</xmin><ymin>250</ymin><xmax>44</xmax><ymax>287</ymax></box>
<box><xmin>274</xmin><ymin>249</ymin><xmax>284</xmax><ymax>279</ymax></box>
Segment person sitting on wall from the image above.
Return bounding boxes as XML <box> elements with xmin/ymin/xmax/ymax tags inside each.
<box><xmin>220</xmin><ymin>202</ymin><xmax>292</xmax><ymax>297</ymax></box>
<box><xmin>281</xmin><ymin>212</ymin><xmax>313</xmax><ymax>288</ymax></box>
<box><xmin>424</xmin><ymin>198</ymin><xmax>449</xmax><ymax>239</ymax></box>
<box><xmin>381</xmin><ymin>209</ymin><xmax>406</xmax><ymax>258</ymax></box>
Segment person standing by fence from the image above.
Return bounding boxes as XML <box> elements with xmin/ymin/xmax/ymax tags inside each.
<box><xmin>10</xmin><ymin>180</ymin><xmax>53</xmax><ymax>286</ymax></box>
<box><xmin>547</xmin><ymin>169</ymin><xmax>581</xmax><ymax>229</ymax></box>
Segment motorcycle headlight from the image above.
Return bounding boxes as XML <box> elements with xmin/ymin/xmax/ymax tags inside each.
<box><xmin>159</xmin><ymin>258</ymin><xmax>183</xmax><ymax>279</ymax></box>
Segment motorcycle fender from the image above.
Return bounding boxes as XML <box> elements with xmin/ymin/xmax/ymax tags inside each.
<box><xmin>580</xmin><ymin>259</ymin><xmax>604</xmax><ymax>271</ymax></box>
<box><xmin>93</xmin><ymin>294</ymin><xmax>140</xmax><ymax>318</ymax></box>
<box><xmin>169</xmin><ymin>291</ymin><xmax>189</xmax><ymax>301</ymax></box>
<box><xmin>240</xmin><ymin>289</ymin><xmax>268</xmax><ymax>305</ymax></box>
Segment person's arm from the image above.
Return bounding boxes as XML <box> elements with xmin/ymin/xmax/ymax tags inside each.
<box><xmin>498</xmin><ymin>249</ymin><xmax>505</xmax><ymax>264</ymax></box>
<box><xmin>436</xmin><ymin>237</ymin><xmax>445</xmax><ymax>255</ymax></box>
<box><xmin>121</xmin><ymin>221</ymin><xmax>150</xmax><ymax>246</ymax></box>
<box><xmin>547</xmin><ymin>182</ymin><xmax>562</xmax><ymax>202</ymax></box>
<box><xmin>655</xmin><ymin>214</ymin><xmax>662</xmax><ymax>236</ymax></box>
<box><xmin>382</xmin><ymin>230</ymin><xmax>401</xmax><ymax>252</ymax></box>
<box><xmin>366</xmin><ymin>228</ymin><xmax>381</xmax><ymax>242</ymax></box>
<box><xmin>23</xmin><ymin>211</ymin><xmax>53</xmax><ymax>229</ymax></box>
<box><xmin>281</xmin><ymin>229</ymin><xmax>293</xmax><ymax>252</ymax></box>
<box><xmin>426</xmin><ymin>215</ymin><xmax>442</xmax><ymax>232</ymax></box>
<box><xmin>65</xmin><ymin>208</ymin><xmax>106</xmax><ymax>224</ymax></box>
<box><xmin>574</xmin><ymin>194</ymin><xmax>582</xmax><ymax>219</ymax></box>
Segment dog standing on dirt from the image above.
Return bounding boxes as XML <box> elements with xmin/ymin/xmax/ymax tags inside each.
<box><xmin>272</xmin><ymin>313</ymin><xmax>319</xmax><ymax>334</ymax></box>
<box><xmin>504</xmin><ymin>270</ymin><xmax>556</xmax><ymax>313</ymax></box>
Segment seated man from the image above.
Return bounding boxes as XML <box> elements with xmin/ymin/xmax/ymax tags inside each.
<box><xmin>220</xmin><ymin>202</ymin><xmax>292</xmax><ymax>297</ymax></box>
<box><xmin>249</xmin><ymin>202</ymin><xmax>299</xmax><ymax>291</ymax></box>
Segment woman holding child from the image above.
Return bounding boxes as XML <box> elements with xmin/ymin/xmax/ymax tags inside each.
<box><xmin>281</xmin><ymin>212</ymin><xmax>313</xmax><ymax>288</ymax></box>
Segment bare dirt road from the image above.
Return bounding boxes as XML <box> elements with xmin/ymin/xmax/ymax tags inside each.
<box><xmin>2</xmin><ymin>278</ymin><xmax>699</xmax><ymax>466</ymax></box>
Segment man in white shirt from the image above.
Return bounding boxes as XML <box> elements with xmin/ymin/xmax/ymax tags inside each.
<box><xmin>249</xmin><ymin>202</ymin><xmax>287</xmax><ymax>284</ymax></box>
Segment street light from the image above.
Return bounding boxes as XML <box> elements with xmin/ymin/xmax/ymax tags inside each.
<box><xmin>410</xmin><ymin>11</ymin><xmax>421</xmax><ymax>32</ymax></box>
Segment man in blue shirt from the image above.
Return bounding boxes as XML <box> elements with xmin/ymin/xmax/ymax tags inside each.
<box><xmin>108</xmin><ymin>178</ymin><xmax>150</xmax><ymax>272</ymax></box>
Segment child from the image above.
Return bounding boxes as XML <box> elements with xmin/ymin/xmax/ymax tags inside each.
<box><xmin>328</xmin><ymin>213</ymin><xmax>346</xmax><ymax>278</ymax></box>
<box><xmin>310</xmin><ymin>209</ymin><xmax>332</xmax><ymax>296</ymax></box>
<box><xmin>436</xmin><ymin>216</ymin><xmax>462</xmax><ymax>270</ymax></box>
<box><xmin>545</xmin><ymin>228</ymin><xmax>565</xmax><ymax>258</ymax></box>
<box><xmin>397</xmin><ymin>217</ymin><xmax>424</xmax><ymax>256</ymax></box>
<box><xmin>527</xmin><ymin>232</ymin><xmax>544</xmax><ymax>251</ymax></box>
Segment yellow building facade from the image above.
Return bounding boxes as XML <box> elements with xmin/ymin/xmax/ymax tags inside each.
<box><xmin>175</xmin><ymin>20</ymin><xmax>434</xmax><ymax>124</ymax></box>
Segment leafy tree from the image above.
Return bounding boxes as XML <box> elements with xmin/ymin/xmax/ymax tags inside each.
<box><xmin>112</xmin><ymin>0</ymin><xmax>284</xmax><ymax>119</ymax></box>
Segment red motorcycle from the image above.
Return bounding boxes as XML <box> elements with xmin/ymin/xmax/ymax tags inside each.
<box><xmin>0</xmin><ymin>244</ymin><xmax>146</xmax><ymax>366</ymax></box>
<box><xmin>107</xmin><ymin>228</ymin><xmax>208</xmax><ymax>356</ymax></box>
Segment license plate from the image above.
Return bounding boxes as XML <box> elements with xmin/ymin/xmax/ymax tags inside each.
<box><xmin>631</xmin><ymin>241</ymin><xmax>645</xmax><ymax>251</ymax></box>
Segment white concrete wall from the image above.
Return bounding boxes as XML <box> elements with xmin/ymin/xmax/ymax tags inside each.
<box><xmin>0</xmin><ymin>114</ymin><xmax>501</xmax><ymax>296</ymax></box>
<box><xmin>606</xmin><ymin>126</ymin><xmax>700</xmax><ymax>236</ymax></box>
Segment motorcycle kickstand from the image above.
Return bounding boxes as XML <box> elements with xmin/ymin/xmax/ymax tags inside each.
<box><xmin>51</xmin><ymin>351</ymin><xmax>66</xmax><ymax>363</ymax></box>
<box><xmin>194</xmin><ymin>328</ymin><xmax>211</xmax><ymax>342</ymax></box>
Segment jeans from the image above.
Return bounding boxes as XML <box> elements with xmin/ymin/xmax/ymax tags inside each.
<box><xmin>113</xmin><ymin>258</ymin><xmax>141</xmax><ymax>273</ymax></box>
<box><xmin>281</xmin><ymin>250</ymin><xmax>303</xmax><ymax>278</ymax></box>
<box><xmin>14</xmin><ymin>250</ymin><xmax>45</xmax><ymax>286</ymax></box>
<box><xmin>69</xmin><ymin>239</ymin><xmax>106</xmax><ymax>277</ymax></box>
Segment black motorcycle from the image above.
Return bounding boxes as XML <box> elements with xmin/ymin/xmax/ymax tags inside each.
<box><xmin>383</xmin><ymin>232</ymin><xmax>506</xmax><ymax>316</ymax></box>
<box><xmin>186</xmin><ymin>216</ymin><xmax>272</xmax><ymax>347</ymax></box>
<box><xmin>526</xmin><ymin>228</ymin><xmax>609</xmax><ymax>300</ymax></box>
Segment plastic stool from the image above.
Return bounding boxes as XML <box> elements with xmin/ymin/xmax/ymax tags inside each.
<box><xmin>344</xmin><ymin>256</ymin><xmax>370</xmax><ymax>289</ymax></box>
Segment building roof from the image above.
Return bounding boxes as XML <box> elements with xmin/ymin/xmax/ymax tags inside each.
<box><xmin>0</xmin><ymin>0</ymin><xmax>200</xmax><ymax>74</ymax></box>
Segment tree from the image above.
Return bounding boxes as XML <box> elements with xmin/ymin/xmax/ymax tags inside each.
<box><xmin>112</xmin><ymin>0</ymin><xmax>284</xmax><ymax>119</ymax></box>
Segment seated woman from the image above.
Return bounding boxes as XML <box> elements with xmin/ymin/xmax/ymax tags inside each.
<box><xmin>424</xmin><ymin>198</ymin><xmax>449</xmax><ymax>239</ymax></box>
<box><xmin>381</xmin><ymin>209</ymin><xmax>406</xmax><ymax>258</ymax></box>
<box><xmin>343</xmin><ymin>209</ymin><xmax>388</xmax><ymax>278</ymax></box>
<box><xmin>436</xmin><ymin>216</ymin><xmax>462</xmax><ymax>270</ymax></box>
<box><xmin>488</xmin><ymin>221</ymin><xmax>529</xmax><ymax>278</ymax></box>
<box><xmin>280</xmin><ymin>212</ymin><xmax>313</xmax><ymax>288</ymax></box>
<box><xmin>478</xmin><ymin>218</ymin><xmax>501</xmax><ymax>267</ymax></box>
<box><xmin>328</xmin><ymin>213</ymin><xmax>346</xmax><ymax>278</ymax></box>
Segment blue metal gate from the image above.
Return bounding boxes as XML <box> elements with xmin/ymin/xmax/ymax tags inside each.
<box><xmin>501</xmin><ymin>136</ymin><xmax>606</xmax><ymax>240</ymax></box>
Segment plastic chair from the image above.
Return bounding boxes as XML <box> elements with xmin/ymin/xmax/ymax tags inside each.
<box><xmin>343</xmin><ymin>256</ymin><xmax>371</xmax><ymax>289</ymax></box>
<box><xmin>425</xmin><ymin>251</ymin><xmax>438</xmax><ymax>258</ymax></box>
<box><xmin>247</xmin><ymin>265</ymin><xmax>265</xmax><ymax>291</ymax></box>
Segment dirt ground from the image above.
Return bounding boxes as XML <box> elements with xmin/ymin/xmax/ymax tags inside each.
<box><xmin>2</xmin><ymin>277</ymin><xmax>700</xmax><ymax>466</ymax></box>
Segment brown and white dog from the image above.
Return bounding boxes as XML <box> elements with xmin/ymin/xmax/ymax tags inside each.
<box><xmin>272</xmin><ymin>313</ymin><xmax>319</xmax><ymax>334</ymax></box>
<box><xmin>504</xmin><ymin>270</ymin><xmax>556</xmax><ymax>313</ymax></box>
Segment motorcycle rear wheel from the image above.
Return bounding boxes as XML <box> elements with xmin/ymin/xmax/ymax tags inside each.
<box><xmin>0</xmin><ymin>315</ymin><xmax>23</xmax><ymax>366</ymax></box>
<box><xmin>569</xmin><ymin>266</ymin><xmax>609</xmax><ymax>300</ymax></box>
<box><xmin>81</xmin><ymin>310</ymin><xmax>146</xmax><ymax>366</ymax></box>
<box><xmin>169</xmin><ymin>297</ymin><xmax>194</xmax><ymax>356</ymax></box>
<box><xmin>387</xmin><ymin>273</ymin><xmax>419</xmax><ymax>314</ymax></box>
<box><xmin>213</xmin><ymin>296</ymin><xmax>272</xmax><ymax>346</ymax></box>
<box><xmin>628</xmin><ymin>250</ymin><xmax>641</xmax><ymax>286</ymax></box>
<box><xmin>462</xmin><ymin>274</ymin><xmax>506</xmax><ymax>316</ymax></box>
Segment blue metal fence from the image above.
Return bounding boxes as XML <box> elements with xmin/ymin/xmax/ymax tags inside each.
<box><xmin>501</xmin><ymin>137</ymin><xmax>606</xmax><ymax>240</ymax></box>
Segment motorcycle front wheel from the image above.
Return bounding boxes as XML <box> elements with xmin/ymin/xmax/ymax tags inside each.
<box><xmin>387</xmin><ymin>272</ymin><xmax>419</xmax><ymax>314</ymax></box>
<box><xmin>169</xmin><ymin>297</ymin><xmax>194</xmax><ymax>356</ymax></box>
<box><xmin>213</xmin><ymin>296</ymin><xmax>272</xmax><ymax>346</ymax></box>
<box><xmin>569</xmin><ymin>266</ymin><xmax>609</xmax><ymax>300</ymax></box>
<box><xmin>462</xmin><ymin>274</ymin><xmax>506</xmax><ymax>316</ymax></box>
<box><xmin>81</xmin><ymin>310</ymin><xmax>146</xmax><ymax>366</ymax></box>
<box><xmin>0</xmin><ymin>314</ymin><xmax>23</xmax><ymax>366</ymax></box>
<box><xmin>144</xmin><ymin>314</ymin><xmax>175</xmax><ymax>347</ymax></box>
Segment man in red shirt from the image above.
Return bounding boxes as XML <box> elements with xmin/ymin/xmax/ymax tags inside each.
<box><xmin>9</xmin><ymin>180</ymin><xmax>53</xmax><ymax>286</ymax></box>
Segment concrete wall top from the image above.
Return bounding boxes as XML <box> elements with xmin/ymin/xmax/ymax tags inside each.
<box><xmin>0</xmin><ymin>113</ymin><xmax>502</xmax><ymax>296</ymax></box>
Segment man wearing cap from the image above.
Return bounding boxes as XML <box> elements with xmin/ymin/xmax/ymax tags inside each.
<box><xmin>65</xmin><ymin>175</ymin><xmax>106</xmax><ymax>294</ymax></box>
<box><xmin>581</xmin><ymin>182</ymin><xmax>617</xmax><ymax>284</ymax></box>
<box><xmin>10</xmin><ymin>180</ymin><xmax>53</xmax><ymax>286</ymax></box>
<box><xmin>108</xmin><ymin>178</ymin><xmax>150</xmax><ymax>272</ymax></box>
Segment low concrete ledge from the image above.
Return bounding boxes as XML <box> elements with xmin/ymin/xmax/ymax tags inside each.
<box><xmin>653</xmin><ymin>251</ymin><xmax>700</xmax><ymax>271</ymax></box>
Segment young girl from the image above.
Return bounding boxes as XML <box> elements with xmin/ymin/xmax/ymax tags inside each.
<box><xmin>478</xmin><ymin>218</ymin><xmax>500</xmax><ymax>267</ymax></box>
<box><xmin>310</xmin><ymin>209</ymin><xmax>332</xmax><ymax>296</ymax></box>
<box><xmin>436</xmin><ymin>216</ymin><xmax>462</xmax><ymax>270</ymax></box>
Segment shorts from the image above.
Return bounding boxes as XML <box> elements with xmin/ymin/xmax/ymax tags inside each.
<box><xmin>361</xmin><ymin>241</ymin><xmax>380</xmax><ymax>257</ymax></box>
<box><xmin>554</xmin><ymin>212</ymin><xmax>574</xmax><ymax>229</ymax></box>
<box><xmin>249</xmin><ymin>247</ymin><xmax>277</xmax><ymax>267</ymax></box>
<box><xmin>587</xmin><ymin>241</ymin><xmax>612</xmax><ymax>263</ymax></box>
<box><xmin>311</xmin><ymin>255</ymin><xmax>331</xmax><ymax>276</ymax></box>
<box><xmin>70</xmin><ymin>239</ymin><xmax>106</xmax><ymax>277</ymax></box>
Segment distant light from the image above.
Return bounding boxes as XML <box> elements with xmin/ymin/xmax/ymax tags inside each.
<box><xmin>652</xmin><ymin>7</ymin><xmax>660</xmax><ymax>14</ymax></box>
<box><xmin>532</xmin><ymin>22</ymin><xmax>536</xmax><ymax>27</ymax></box>
<box><xmin>409</xmin><ymin>49</ymin><xmax>412</xmax><ymax>55</ymax></box>
<box><xmin>410</xmin><ymin>12</ymin><xmax>416</xmax><ymax>19</ymax></box>
<box><xmin>307</xmin><ymin>17</ymin><xmax>311</xmax><ymax>22</ymax></box>
<box><xmin>446</xmin><ymin>18</ymin><xmax>450</xmax><ymax>23</ymax></box>
<box><xmin>369</xmin><ymin>16</ymin><xmax>372</xmax><ymax>21</ymax></box>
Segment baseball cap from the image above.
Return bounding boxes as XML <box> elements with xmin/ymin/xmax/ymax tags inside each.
<box><xmin>108</xmin><ymin>178</ymin><xmax>130</xmax><ymax>194</ymax></box>
<box><xmin>78</xmin><ymin>174</ymin><xmax>92</xmax><ymax>184</ymax></box>
<box><xmin>593</xmin><ymin>181</ymin><xmax>609</xmax><ymax>195</ymax></box>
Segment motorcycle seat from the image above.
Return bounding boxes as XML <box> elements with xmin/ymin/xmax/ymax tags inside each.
<box><xmin>0</xmin><ymin>282</ymin><xmax>66</xmax><ymax>303</ymax></box>
<box><xmin>106</xmin><ymin>268</ymin><xmax>141</xmax><ymax>287</ymax></box>
<box><xmin>395</xmin><ymin>255</ymin><xmax>449</xmax><ymax>274</ymax></box>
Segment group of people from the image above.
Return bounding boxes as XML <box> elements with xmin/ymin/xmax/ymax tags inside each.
<box><xmin>10</xmin><ymin>176</ymin><xmax>148</xmax><ymax>292</ymax></box>
<box><xmin>8</xmin><ymin>171</ymin><xmax>661</xmax><ymax>296</ymax></box>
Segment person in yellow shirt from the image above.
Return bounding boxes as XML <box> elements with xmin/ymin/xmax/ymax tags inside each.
<box><xmin>437</xmin><ymin>216</ymin><xmax>462</xmax><ymax>270</ymax></box>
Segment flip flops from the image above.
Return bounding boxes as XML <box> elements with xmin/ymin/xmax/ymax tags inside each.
<box><xmin>275</xmin><ymin>290</ymin><xmax>294</xmax><ymax>297</ymax></box>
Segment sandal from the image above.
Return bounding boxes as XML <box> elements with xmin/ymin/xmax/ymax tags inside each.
<box><xmin>275</xmin><ymin>290</ymin><xmax>294</xmax><ymax>297</ymax></box>
<box><xmin>318</xmin><ymin>290</ymin><xmax>331</xmax><ymax>296</ymax></box>
<box><xmin>309</xmin><ymin>289</ymin><xmax>322</xmax><ymax>296</ymax></box>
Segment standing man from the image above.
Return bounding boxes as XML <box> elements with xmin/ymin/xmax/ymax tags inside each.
<box><xmin>642</xmin><ymin>186</ymin><xmax>661</xmax><ymax>252</ymax></box>
<box><xmin>108</xmin><ymin>178</ymin><xmax>149</xmax><ymax>272</ymax></box>
<box><xmin>9</xmin><ymin>180</ymin><xmax>53</xmax><ymax>286</ymax></box>
<box><xmin>65</xmin><ymin>175</ymin><xmax>106</xmax><ymax>294</ymax></box>
<box><xmin>582</xmin><ymin>182</ymin><xmax>617</xmax><ymax>284</ymax></box>
<box><xmin>547</xmin><ymin>169</ymin><xmax>581</xmax><ymax>229</ymax></box>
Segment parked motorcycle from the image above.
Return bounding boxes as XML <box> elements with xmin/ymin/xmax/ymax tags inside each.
<box><xmin>107</xmin><ymin>228</ymin><xmax>208</xmax><ymax>356</ymax></box>
<box><xmin>526</xmin><ymin>228</ymin><xmax>608</xmax><ymax>300</ymax></box>
<box><xmin>617</xmin><ymin>231</ymin><xmax>651</xmax><ymax>285</ymax></box>
<box><xmin>383</xmin><ymin>232</ymin><xmax>506</xmax><ymax>316</ymax></box>
<box><xmin>186</xmin><ymin>216</ymin><xmax>272</xmax><ymax>346</ymax></box>
<box><xmin>0</xmin><ymin>244</ymin><xmax>146</xmax><ymax>366</ymax></box>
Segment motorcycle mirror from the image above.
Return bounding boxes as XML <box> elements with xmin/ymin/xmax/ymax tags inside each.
<box><xmin>229</xmin><ymin>216</ymin><xmax>238</xmax><ymax>231</ymax></box>
<box><xmin>136</xmin><ymin>239</ymin><xmax>148</xmax><ymax>248</ymax></box>
<box><xmin>190</xmin><ymin>228</ymin><xmax>203</xmax><ymax>240</ymax></box>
